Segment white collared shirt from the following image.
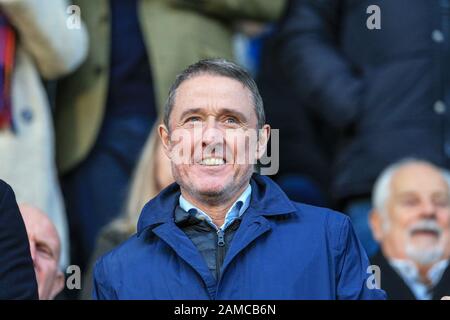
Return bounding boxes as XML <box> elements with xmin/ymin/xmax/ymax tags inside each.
<box><xmin>179</xmin><ymin>184</ymin><xmax>252</xmax><ymax>231</ymax></box>
<box><xmin>389</xmin><ymin>258</ymin><xmax>449</xmax><ymax>300</ymax></box>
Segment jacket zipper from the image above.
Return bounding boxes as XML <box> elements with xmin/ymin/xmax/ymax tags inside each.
<box><xmin>216</xmin><ymin>228</ymin><xmax>225</xmax><ymax>280</ymax></box>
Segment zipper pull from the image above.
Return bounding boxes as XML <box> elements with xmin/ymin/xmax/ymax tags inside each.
<box><xmin>217</xmin><ymin>229</ymin><xmax>225</xmax><ymax>247</ymax></box>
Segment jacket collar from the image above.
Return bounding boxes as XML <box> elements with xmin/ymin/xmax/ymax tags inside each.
<box><xmin>137</xmin><ymin>173</ymin><xmax>297</xmax><ymax>236</ymax></box>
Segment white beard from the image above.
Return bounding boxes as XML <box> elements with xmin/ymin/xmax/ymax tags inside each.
<box><xmin>405</xmin><ymin>241</ymin><xmax>444</xmax><ymax>266</ymax></box>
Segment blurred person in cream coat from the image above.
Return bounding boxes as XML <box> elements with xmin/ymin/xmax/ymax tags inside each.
<box><xmin>0</xmin><ymin>0</ymin><xmax>88</xmax><ymax>268</ymax></box>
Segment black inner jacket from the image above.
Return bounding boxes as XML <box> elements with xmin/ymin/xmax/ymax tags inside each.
<box><xmin>174</xmin><ymin>206</ymin><xmax>242</xmax><ymax>281</ymax></box>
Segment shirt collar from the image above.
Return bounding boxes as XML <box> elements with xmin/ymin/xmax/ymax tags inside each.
<box><xmin>179</xmin><ymin>184</ymin><xmax>252</xmax><ymax>230</ymax></box>
<box><xmin>389</xmin><ymin>258</ymin><xmax>449</xmax><ymax>299</ymax></box>
<box><xmin>137</xmin><ymin>174</ymin><xmax>297</xmax><ymax>235</ymax></box>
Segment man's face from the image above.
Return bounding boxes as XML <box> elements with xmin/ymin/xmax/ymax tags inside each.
<box><xmin>372</xmin><ymin>163</ymin><xmax>450</xmax><ymax>266</ymax></box>
<box><xmin>20</xmin><ymin>205</ymin><xmax>64</xmax><ymax>300</ymax></box>
<box><xmin>159</xmin><ymin>74</ymin><xmax>269</xmax><ymax>203</ymax></box>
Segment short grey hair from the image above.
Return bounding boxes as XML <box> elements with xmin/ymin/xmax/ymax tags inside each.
<box><xmin>163</xmin><ymin>58</ymin><xmax>266</xmax><ymax>130</ymax></box>
<box><xmin>372</xmin><ymin>158</ymin><xmax>450</xmax><ymax>215</ymax></box>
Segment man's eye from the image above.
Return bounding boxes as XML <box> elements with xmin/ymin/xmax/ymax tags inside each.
<box><xmin>224</xmin><ymin>117</ymin><xmax>238</xmax><ymax>124</ymax></box>
<box><xmin>434</xmin><ymin>197</ymin><xmax>450</xmax><ymax>207</ymax></box>
<box><xmin>37</xmin><ymin>246</ymin><xmax>53</xmax><ymax>259</ymax></box>
<box><xmin>401</xmin><ymin>198</ymin><xmax>419</xmax><ymax>206</ymax></box>
<box><xmin>187</xmin><ymin>116</ymin><xmax>201</xmax><ymax>123</ymax></box>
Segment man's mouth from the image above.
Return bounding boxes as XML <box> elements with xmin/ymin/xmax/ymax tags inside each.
<box><xmin>411</xmin><ymin>229</ymin><xmax>440</xmax><ymax>238</ymax></box>
<box><xmin>408</xmin><ymin>220</ymin><xmax>443</xmax><ymax>240</ymax></box>
<box><xmin>198</xmin><ymin>157</ymin><xmax>225</xmax><ymax>166</ymax></box>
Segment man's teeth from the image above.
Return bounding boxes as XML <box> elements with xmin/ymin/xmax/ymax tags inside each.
<box><xmin>200</xmin><ymin>158</ymin><xmax>225</xmax><ymax>166</ymax></box>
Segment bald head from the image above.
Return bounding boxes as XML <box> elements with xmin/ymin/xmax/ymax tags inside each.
<box><xmin>373</xmin><ymin>160</ymin><xmax>450</xmax><ymax>214</ymax></box>
<box><xmin>20</xmin><ymin>204</ymin><xmax>61</xmax><ymax>261</ymax></box>
<box><xmin>389</xmin><ymin>162</ymin><xmax>450</xmax><ymax>213</ymax></box>
<box><xmin>19</xmin><ymin>204</ymin><xmax>63</xmax><ymax>300</ymax></box>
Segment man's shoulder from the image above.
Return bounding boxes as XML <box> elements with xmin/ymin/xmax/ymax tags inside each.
<box><xmin>96</xmin><ymin>232</ymin><xmax>141</xmax><ymax>266</ymax></box>
<box><xmin>290</xmin><ymin>201</ymin><xmax>350</xmax><ymax>228</ymax></box>
<box><xmin>283</xmin><ymin>201</ymin><xmax>352</xmax><ymax>247</ymax></box>
<box><xmin>93</xmin><ymin>233</ymin><xmax>140</xmax><ymax>286</ymax></box>
<box><xmin>0</xmin><ymin>180</ymin><xmax>16</xmax><ymax>218</ymax></box>
<box><xmin>0</xmin><ymin>179</ymin><xmax>11</xmax><ymax>199</ymax></box>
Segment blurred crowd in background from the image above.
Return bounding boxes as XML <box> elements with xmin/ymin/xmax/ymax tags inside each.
<box><xmin>1</xmin><ymin>0</ymin><xmax>450</xmax><ymax>300</ymax></box>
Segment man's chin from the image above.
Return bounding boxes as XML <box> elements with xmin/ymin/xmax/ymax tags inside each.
<box><xmin>410</xmin><ymin>234</ymin><xmax>440</xmax><ymax>248</ymax></box>
<box><xmin>194</xmin><ymin>182</ymin><xmax>228</xmax><ymax>197</ymax></box>
<box><xmin>405</xmin><ymin>238</ymin><xmax>445</xmax><ymax>265</ymax></box>
<box><xmin>406</xmin><ymin>248</ymin><xmax>444</xmax><ymax>266</ymax></box>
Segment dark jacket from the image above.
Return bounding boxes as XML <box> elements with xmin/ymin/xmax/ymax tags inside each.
<box><xmin>257</xmin><ymin>29</ymin><xmax>336</xmax><ymax>205</ymax></box>
<box><xmin>83</xmin><ymin>206</ymin><xmax>242</xmax><ymax>299</ymax></box>
<box><xmin>371</xmin><ymin>251</ymin><xmax>450</xmax><ymax>300</ymax></box>
<box><xmin>173</xmin><ymin>206</ymin><xmax>243</xmax><ymax>281</ymax></box>
<box><xmin>0</xmin><ymin>180</ymin><xmax>38</xmax><ymax>299</ymax></box>
<box><xmin>278</xmin><ymin>0</ymin><xmax>450</xmax><ymax>203</ymax></box>
<box><xmin>93</xmin><ymin>174</ymin><xmax>386</xmax><ymax>299</ymax></box>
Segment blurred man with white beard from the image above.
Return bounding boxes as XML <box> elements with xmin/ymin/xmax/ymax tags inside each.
<box><xmin>369</xmin><ymin>159</ymin><xmax>450</xmax><ymax>300</ymax></box>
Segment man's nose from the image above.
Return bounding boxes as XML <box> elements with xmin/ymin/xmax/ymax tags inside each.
<box><xmin>419</xmin><ymin>200</ymin><xmax>437</xmax><ymax>219</ymax></box>
<box><xmin>202</xmin><ymin>119</ymin><xmax>223</xmax><ymax>146</ymax></box>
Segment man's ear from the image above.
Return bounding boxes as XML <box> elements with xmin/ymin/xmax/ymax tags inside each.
<box><xmin>158</xmin><ymin>124</ymin><xmax>172</xmax><ymax>159</ymax></box>
<box><xmin>369</xmin><ymin>209</ymin><xmax>384</xmax><ymax>243</ymax></box>
<box><xmin>49</xmin><ymin>270</ymin><xmax>65</xmax><ymax>300</ymax></box>
<box><xmin>256</xmin><ymin>124</ymin><xmax>270</xmax><ymax>160</ymax></box>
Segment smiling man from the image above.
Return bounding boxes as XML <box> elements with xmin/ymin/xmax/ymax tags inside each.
<box><xmin>370</xmin><ymin>159</ymin><xmax>450</xmax><ymax>300</ymax></box>
<box><xmin>92</xmin><ymin>59</ymin><xmax>385</xmax><ymax>300</ymax></box>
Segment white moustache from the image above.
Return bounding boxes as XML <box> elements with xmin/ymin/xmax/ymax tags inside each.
<box><xmin>408</xmin><ymin>220</ymin><xmax>442</xmax><ymax>237</ymax></box>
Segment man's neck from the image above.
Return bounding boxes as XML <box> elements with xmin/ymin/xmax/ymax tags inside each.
<box><xmin>417</xmin><ymin>264</ymin><xmax>435</xmax><ymax>286</ymax></box>
<box><xmin>180</xmin><ymin>184</ymin><xmax>249</xmax><ymax>228</ymax></box>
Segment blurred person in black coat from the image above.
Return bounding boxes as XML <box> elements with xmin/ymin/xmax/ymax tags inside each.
<box><xmin>278</xmin><ymin>0</ymin><xmax>450</xmax><ymax>257</ymax></box>
<box><xmin>0</xmin><ymin>180</ymin><xmax>38</xmax><ymax>299</ymax></box>
<box><xmin>256</xmin><ymin>0</ymin><xmax>336</xmax><ymax>207</ymax></box>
